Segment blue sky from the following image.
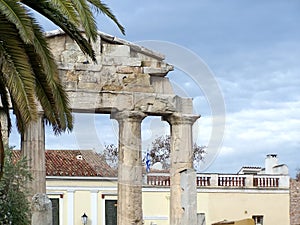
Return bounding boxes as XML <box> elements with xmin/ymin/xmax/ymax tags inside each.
<box><xmin>10</xmin><ymin>0</ymin><xmax>300</xmax><ymax>176</ymax></box>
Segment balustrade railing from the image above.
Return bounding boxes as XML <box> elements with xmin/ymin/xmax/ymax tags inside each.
<box><xmin>147</xmin><ymin>175</ymin><xmax>170</xmax><ymax>186</ymax></box>
<box><xmin>196</xmin><ymin>176</ymin><xmax>211</xmax><ymax>186</ymax></box>
<box><xmin>145</xmin><ymin>173</ymin><xmax>286</xmax><ymax>189</ymax></box>
<box><xmin>218</xmin><ymin>176</ymin><xmax>246</xmax><ymax>187</ymax></box>
<box><xmin>253</xmin><ymin>176</ymin><xmax>279</xmax><ymax>187</ymax></box>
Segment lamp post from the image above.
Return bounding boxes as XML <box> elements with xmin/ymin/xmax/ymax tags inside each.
<box><xmin>81</xmin><ymin>213</ymin><xmax>88</xmax><ymax>225</ymax></box>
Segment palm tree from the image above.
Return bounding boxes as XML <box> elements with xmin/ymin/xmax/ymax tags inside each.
<box><xmin>0</xmin><ymin>0</ymin><xmax>124</xmax><ymax>178</ymax></box>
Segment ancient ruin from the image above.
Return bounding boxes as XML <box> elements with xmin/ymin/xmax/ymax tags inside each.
<box><xmin>3</xmin><ymin>31</ymin><xmax>200</xmax><ymax>225</ymax></box>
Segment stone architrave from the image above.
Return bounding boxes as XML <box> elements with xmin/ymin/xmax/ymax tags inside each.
<box><xmin>21</xmin><ymin>114</ymin><xmax>46</xmax><ymax>196</ymax></box>
<box><xmin>164</xmin><ymin>113</ymin><xmax>200</xmax><ymax>225</ymax></box>
<box><xmin>111</xmin><ymin>110</ymin><xmax>146</xmax><ymax>225</ymax></box>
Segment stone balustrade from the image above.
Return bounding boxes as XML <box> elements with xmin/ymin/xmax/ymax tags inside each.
<box><xmin>145</xmin><ymin>173</ymin><xmax>290</xmax><ymax>189</ymax></box>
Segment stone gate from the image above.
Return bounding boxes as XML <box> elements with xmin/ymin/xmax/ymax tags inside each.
<box><xmin>12</xmin><ymin>31</ymin><xmax>200</xmax><ymax>225</ymax></box>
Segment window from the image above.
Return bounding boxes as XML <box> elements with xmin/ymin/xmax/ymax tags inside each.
<box><xmin>50</xmin><ymin>198</ymin><xmax>60</xmax><ymax>225</ymax></box>
<box><xmin>105</xmin><ymin>200</ymin><xmax>117</xmax><ymax>225</ymax></box>
<box><xmin>252</xmin><ymin>215</ymin><xmax>263</xmax><ymax>225</ymax></box>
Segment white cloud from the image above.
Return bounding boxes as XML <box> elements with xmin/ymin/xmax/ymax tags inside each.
<box><xmin>8</xmin><ymin>0</ymin><xmax>300</xmax><ymax>178</ymax></box>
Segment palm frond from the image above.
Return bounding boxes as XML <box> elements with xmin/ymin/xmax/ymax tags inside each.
<box><xmin>0</xmin><ymin>16</ymin><xmax>37</xmax><ymax>131</ymax></box>
<box><xmin>71</xmin><ymin>0</ymin><xmax>98</xmax><ymax>41</ymax></box>
<box><xmin>25</xmin><ymin>43</ymin><xmax>73</xmax><ymax>133</ymax></box>
<box><xmin>24</xmin><ymin>45</ymin><xmax>59</xmax><ymax>128</ymax></box>
<box><xmin>23</xmin><ymin>0</ymin><xmax>96</xmax><ymax>61</ymax></box>
<box><xmin>0</xmin><ymin>73</ymin><xmax>12</xmax><ymax>134</ymax></box>
<box><xmin>30</xmin><ymin>18</ymin><xmax>58</xmax><ymax>85</ymax></box>
<box><xmin>88</xmin><ymin>0</ymin><xmax>125</xmax><ymax>35</ymax></box>
<box><xmin>0</xmin><ymin>0</ymin><xmax>34</xmax><ymax>44</ymax></box>
<box><xmin>30</xmin><ymin>20</ymin><xmax>73</xmax><ymax>132</ymax></box>
<box><xmin>11</xmin><ymin>98</ymin><xmax>25</xmax><ymax>133</ymax></box>
<box><xmin>45</xmin><ymin>0</ymin><xmax>80</xmax><ymax>26</ymax></box>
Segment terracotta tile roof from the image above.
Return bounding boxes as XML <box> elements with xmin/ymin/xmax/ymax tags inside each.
<box><xmin>12</xmin><ymin>150</ymin><xmax>117</xmax><ymax>177</ymax></box>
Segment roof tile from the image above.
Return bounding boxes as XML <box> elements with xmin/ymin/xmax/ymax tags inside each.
<box><xmin>12</xmin><ymin>150</ymin><xmax>116</xmax><ymax>177</ymax></box>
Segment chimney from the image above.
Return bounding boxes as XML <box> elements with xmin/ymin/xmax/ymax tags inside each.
<box><xmin>265</xmin><ymin>154</ymin><xmax>278</xmax><ymax>174</ymax></box>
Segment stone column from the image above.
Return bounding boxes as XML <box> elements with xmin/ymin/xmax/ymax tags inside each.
<box><xmin>111</xmin><ymin>110</ymin><xmax>146</xmax><ymax>225</ymax></box>
<box><xmin>21</xmin><ymin>114</ymin><xmax>52</xmax><ymax>225</ymax></box>
<box><xmin>21</xmin><ymin>114</ymin><xmax>46</xmax><ymax>195</ymax></box>
<box><xmin>164</xmin><ymin>113</ymin><xmax>200</xmax><ymax>225</ymax></box>
<box><xmin>0</xmin><ymin>110</ymin><xmax>8</xmax><ymax>146</ymax></box>
<box><xmin>0</xmin><ymin>109</ymin><xmax>8</xmax><ymax>177</ymax></box>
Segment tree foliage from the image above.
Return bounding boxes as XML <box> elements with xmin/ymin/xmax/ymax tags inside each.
<box><xmin>147</xmin><ymin>135</ymin><xmax>206</xmax><ymax>170</ymax></box>
<box><xmin>103</xmin><ymin>144</ymin><xmax>118</xmax><ymax>169</ymax></box>
<box><xmin>0</xmin><ymin>0</ymin><xmax>124</xmax><ymax>178</ymax></box>
<box><xmin>296</xmin><ymin>169</ymin><xmax>300</xmax><ymax>181</ymax></box>
<box><xmin>102</xmin><ymin>135</ymin><xmax>206</xmax><ymax>170</ymax></box>
<box><xmin>0</xmin><ymin>148</ymin><xmax>32</xmax><ymax>224</ymax></box>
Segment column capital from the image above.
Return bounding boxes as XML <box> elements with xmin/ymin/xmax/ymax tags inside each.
<box><xmin>110</xmin><ymin>110</ymin><xmax>146</xmax><ymax>123</ymax></box>
<box><xmin>163</xmin><ymin>113</ymin><xmax>200</xmax><ymax>125</ymax></box>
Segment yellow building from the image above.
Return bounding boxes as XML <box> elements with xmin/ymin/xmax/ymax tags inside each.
<box><xmin>25</xmin><ymin>150</ymin><xmax>289</xmax><ymax>225</ymax></box>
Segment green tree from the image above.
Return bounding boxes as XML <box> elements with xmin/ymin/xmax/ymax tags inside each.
<box><xmin>0</xmin><ymin>147</ymin><xmax>32</xmax><ymax>225</ymax></box>
<box><xmin>0</xmin><ymin>0</ymin><xmax>124</xmax><ymax>177</ymax></box>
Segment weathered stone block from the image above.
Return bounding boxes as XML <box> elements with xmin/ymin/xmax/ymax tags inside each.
<box><xmin>180</xmin><ymin>169</ymin><xmax>197</xmax><ymax>225</ymax></box>
<box><xmin>133</xmin><ymin>94</ymin><xmax>176</xmax><ymax>114</ymax></box>
<box><xmin>173</xmin><ymin>96</ymin><xmax>194</xmax><ymax>114</ymax></box>
<box><xmin>31</xmin><ymin>194</ymin><xmax>52</xmax><ymax>225</ymax></box>
<box><xmin>74</xmin><ymin>63</ymin><xmax>103</xmax><ymax>72</ymax></box>
<box><xmin>102</xmin><ymin>44</ymin><xmax>130</xmax><ymax>57</ymax></box>
<box><xmin>98</xmin><ymin>92</ymin><xmax>134</xmax><ymax>111</ymax></box>
<box><xmin>102</xmin><ymin>56</ymin><xmax>141</xmax><ymax>66</ymax></box>
<box><xmin>150</xmin><ymin>76</ymin><xmax>174</xmax><ymax>94</ymax></box>
<box><xmin>47</xmin><ymin>35</ymin><xmax>66</xmax><ymax>62</ymax></box>
<box><xmin>116</xmin><ymin>66</ymin><xmax>143</xmax><ymax>74</ymax></box>
<box><xmin>65</xmin><ymin>70</ymin><xmax>78</xmax><ymax>82</ymax></box>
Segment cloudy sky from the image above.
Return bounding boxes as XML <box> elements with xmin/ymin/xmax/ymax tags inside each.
<box><xmin>10</xmin><ymin>0</ymin><xmax>300</xmax><ymax>177</ymax></box>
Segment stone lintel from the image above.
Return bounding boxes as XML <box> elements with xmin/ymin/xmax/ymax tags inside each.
<box><xmin>67</xmin><ymin>90</ymin><xmax>194</xmax><ymax>115</ymax></box>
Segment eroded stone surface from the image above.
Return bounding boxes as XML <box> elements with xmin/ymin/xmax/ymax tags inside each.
<box><xmin>46</xmin><ymin>31</ymin><xmax>183</xmax><ymax>116</ymax></box>
<box><xmin>31</xmin><ymin>194</ymin><xmax>52</xmax><ymax>225</ymax></box>
<box><xmin>23</xmin><ymin>31</ymin><xmax>201</xmax><ymax>225</ymax></box>
<box><xmin>111</xmin><ymin>111</ymin><xmax>146</xmax><ymax>225</ymax></box>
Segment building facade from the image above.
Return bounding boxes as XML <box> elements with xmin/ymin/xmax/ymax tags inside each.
<box><xmin>20</xmin><ymin>150</ymin><xmax>290</xmax><ymax>225</ymax></box>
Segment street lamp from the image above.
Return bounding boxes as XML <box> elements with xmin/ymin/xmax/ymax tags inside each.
<box><xmin>81</xmin><ymin>213</ymin><xmax>88</xmax><ymax>225</ymax></box>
